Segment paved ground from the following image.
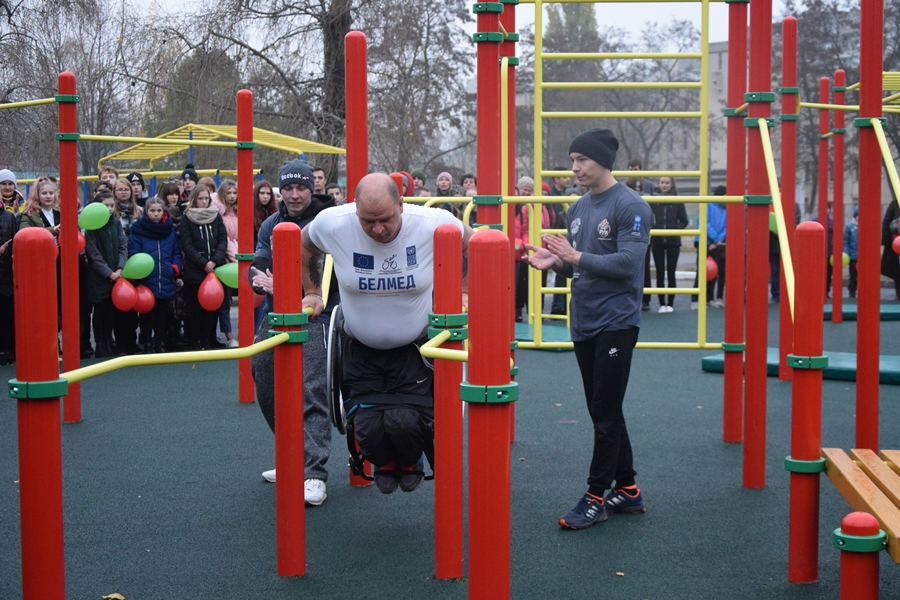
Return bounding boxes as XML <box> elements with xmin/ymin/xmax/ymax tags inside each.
<box><xmin>1</xmin><ymin>298</ymin><xmax>899</xmax><ymax>599</ymax></box>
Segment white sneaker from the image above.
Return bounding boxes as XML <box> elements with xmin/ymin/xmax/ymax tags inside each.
<box><xmin>261</xmin><ymin>469</ymin><xmax>276</xmax><ymax>483</ymax></box>
<box><xmin>691</xmin><ymin>302</ymin><xmax>698</xmax><ymax>310</ymax></box>
<box><xmin>226</xmin><ymin>339</ymin><xmax>239</xmax><ymax>348</ymax></box>
<box><xmin>305</xmin><ymin>479</ymin><xmax>327</xmax><ymax>506</ymax></box>
<box><xmin>666</xmin><ymin>306</ymin><xmax>674</xmax><ymax>313</ymax></box>
<box><xmin>658</xmin><ymin>306</ymin><xmax>668</xmax><ymax>314</ymax></box>
<box><xmin>714</xmin><ymin>299</ymin><xmax>724</xmax><ymax>308</ymax></box>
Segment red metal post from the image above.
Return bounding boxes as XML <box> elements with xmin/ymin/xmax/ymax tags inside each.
<box><xmin>832</xmin><ymin>70</ymin><xmax>846</xmax><ymax>323</ymax></box>
<box><xmin>237</xmin><ymin>89</ymin><xmax>255</xmax><ymax>403</ymax></box>
<box><xmin>856</xmin><ymin>0</ymin><xmax>883</xmax><ymax>451</ymax></box>
<box><xmin>58</xmin><ymin>72</ymin><xmax>81</xmax><ymax>422</ymax></box>
<box><xmin>475</xmin><ymin>8</ymin><xmax>502</xmax><ymax>227</ymax></box>
<box><xmin>345</xmin><ymin>31</ymin><xmax>368</xmax><ymax>204</ymax></box>
<box><xmin>778</xmin><ymin>19</ymin><xmax>798</xmax><ymax>381</ymax></box>
<box><xmin>467</xmin><ymin>229</ymin><xmax>512</xmax><ymax>600</ymax></box>
<box><xmin>787</xmin><ymin>221</ymin><xmax>825</xmax><ymax>583</ymax></box>
<box><xmin>273</xmin><ymin>222</ymin><xmax>305</xmax><ymax>576</ymax></box>
<box><xmin>743</xmin><ymin>0</ymin><xmax>772</xmax><ymax>488</ymax></box>
<box><xmin>14</xmin><ymin>228</ymin><xmax>66</xmax><ymax>599</ymax></box>
<box><xmin>838</xmin><ymin>512</ymin><xmax>882</xmax><ymax>600</ymax></box>
<box><xmin>433</xmin><ymin>224</ymin><xmax>464</xmax><ymax>580</ymax></box>
<box><xmin>723</xmin><ymin>0</ymin><xmax>748</xmax><ymax>443</ymax></box>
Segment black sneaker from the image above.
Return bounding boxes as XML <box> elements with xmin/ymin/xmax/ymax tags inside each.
<box><xmin>399</xmin><ymin>459</ymin><xmax>424</xmax><ymax>493</ymax></box>
<box><xmin>374</xmin><ymin>469</ymin><xmax>399</xmax><ymax>494</ymax></box>
<box><xmin>604</xmin><ymin>488</ymin><xmax>646</xmax><ymax>514</ymax></box>
<box><xmin>559</xmin><ymin>493</ymin><xmax>607</xmax><ymax>529</ymax></box>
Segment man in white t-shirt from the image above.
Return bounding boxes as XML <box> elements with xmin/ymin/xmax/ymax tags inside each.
<box><xmin>302</xmin><ymin>172</ymin><xmax>472</xmax><ymax>494</ymax></box>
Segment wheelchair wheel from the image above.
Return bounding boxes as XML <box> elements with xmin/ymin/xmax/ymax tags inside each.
<box><xmin>326</xmin><ymin>303</ymin><xmax>347</xmax><ymax>434</ymax></box>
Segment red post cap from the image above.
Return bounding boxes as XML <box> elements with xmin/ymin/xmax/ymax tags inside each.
<box><xmin>842</xmin><ymin>511</ymin><xmax>880</xmax><ymax>536</ymax></box>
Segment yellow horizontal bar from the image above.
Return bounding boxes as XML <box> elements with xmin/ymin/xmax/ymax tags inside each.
<box><xmin>799</xmin><ymin>102</ymin><xmax>859</xmax><ymax>112</ymax></box>
<box><xmin>517</xmin><ymin>341</ymin><xmax>574</xmax><ymax>349</ymax></box>
<box><xmin>524</xmin><ymin>0</ymin><xmax>727</xmax><ymax>3</ymax></box>
<box><xmin>541</xmin><ymin>169</ymin><xmax>705</xmax><ymax>178</ymax></box>
<box><xmin>62</xmin><ymin>332</ymin><xmax>290</xmax><ymax>384</ymax></box>
<box><xmin>635</xmin><ymin>342</ymin><xmax>723</xmax><ymax>350</ymax></box>
<box><xmin>79</xmin><ymin>134</ymin><xmax>239</xmax><ymax>148</ymax></box>
<box><xmin>421</xmin><ymin>328</ymin><xmax>515</xmax><ymax>368</ymax></box>
<box><xmin>16</xmin><ymin>169</ymin><xmax>258</xmax><ymax>186</ymax></box>
<box><xmin>543</xmin><ymin>111</ymin><xmax>702</xmax><ymax>119</ymax></box>
<box><xmin>504</xmin><ymin>196</ymin><xmax>570</xmax><ymax>204</ymax></box>
<box><xmin>540</xmin><ymin>287</ymin><xmax>570</xmax><ymax>293</ymax></box>
<box><xmin>423</xmin><ymin>197</ymin><xmax>472</xmax><ymax>208</ymax></box>
<box><xmin>543</xmin><ymin>52</ymin><xmax>703</xmax><ymax>60</ymax></box>
<box><xmin>541</xmin><ymin>314</ymin><xmax>568</xmax><ymax>321</ymax></box>
<box><xmin>652</xmin><ymin>229</ymin><xmax>701</xmax><ymax>236</ymax></box>
<box><xmin>542</xmin><ymin>81</ymin><xmax>702</xmax><ymax>90</ymax></box>
<box><xmin>883</xmin><ymin>91</ymin><xmax>900</xmax><ymax>104</ymax></box>
<box><xmin>644</xmin><ymin>195</ymin><xmax>744</xmax><ymax>204</ymax></box>
<box><xmin>0</xmin><ymin>97</ymin><xmax>57</xmax><ymax>110</ymax></box>
<box><xmin>643</xmin><ymin>288</ymin><xmax>700</xmax><ymax>295</ymax></box>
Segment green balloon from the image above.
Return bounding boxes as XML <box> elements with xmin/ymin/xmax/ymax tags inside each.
<box><xmin>78</xmin><ymin>202</ymin><xmax>111</xmax><ymax>231</ymax></box>
<box><xmin>215</xmin><ymin>262</ymin><xmax>239</xmax><ymax>289</ymax></box>
<box><xmin>769</xmin><ymin>212</ymin><xmax>778</xmax><ymax>234</ymax></box>
<box><xmin>122</xmin><ymin>252</ymin><xmax>155</xmax><ymax>280</ymax></box>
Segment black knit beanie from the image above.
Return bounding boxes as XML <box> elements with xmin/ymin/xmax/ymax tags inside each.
<box><xmin>568</xmin><ymin>129</ymin><xmax>619</xmax><ymax>170</ymax></box>
<box><xmin>181</xmin><ymin>164</ymin><xmax>199</xmax><ymax>184</ymax></box>
<box><xmin>278</xmin><ymin>159</ymin><xmax>315</xmax><ymax>193</ymax></box>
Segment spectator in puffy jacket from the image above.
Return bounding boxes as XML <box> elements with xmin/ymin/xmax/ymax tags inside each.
<box><xmin>84</xmin><ymin>192</ymin><xmax>128</xmax><ymax>358</ymax></box>
<box><xmin>0</xmin><ymin>205</ymin><xmax>16</xmax><ymax>364</ymax></box>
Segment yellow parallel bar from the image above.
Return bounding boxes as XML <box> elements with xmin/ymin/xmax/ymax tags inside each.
<box><xmin>0</xmin><ymin>98</ymin><xmax>57</xmax><ymax>110</ymax></box>
<box><xmin>424</xmin><ymin>197</ymin><xmax>472</xmax><ymax>208</ymax></box>
<box><xmin>543</xmin><ymin>111</ymin><xmax>702</xmax><ymax>119</ymax></box>
<box><xmin>542</xmin><ymin>52</ymin><xmax>702</xmax><ymax>60</ymax></box>
<box><xmin>520</xmin><ymin>0</ymin><xmax>728</xmax><ymax>3</ymax></box>
<box><xmin>516</xmin><ymin>340</ymin><xmax>725</xmax><ymax>350</ymax></box>
<box><xmin>644</xmin><ymin>287</ymin><xmax>701</xmax><ymax>295</ymax></box>
<box><xmin>16</xmin><ymin>169</ymin><xmax>258</xmax><ymax>186</ymax></box>
<box><xmin>79</xmin><ymin>134</ymin><xmax>239</xmax><ymax>148</ymax></box>
<box><xmin>420</xmin><ymin>330</ymin><xmax>468</xmax><ymax>362</ymax></box>
<box><xmin>800</xmin><ymin>102</ymin><xmax>859</xmax><ymax>112</ymax></box>
<box><xmin>870</xmin><ymin>119</ymin><xmax>900</xmax><ymax>212</ymax></box>
<box><xmin>882</xmin><ymin>91</ymin><xmax>900</xmax><ymax>104</ymax></box>
<box><xmin>758</xmin><ymin>119</ymin><xmax>795</xmax><ymax>320</ymax></box>
<box><xmin>542</xmin><ymin>169</ymin><xmax>703</xmax><ymax>178</ymax></box>
<box><xmin>541</xmin><ymin>81</ymin><xmax>702</xmax><ymax>90</ymax></box>
<box><xmin>644</xmin><ymin>195</ymin><xmax>744</xmax><ymax>204</ymax></box>
<box><xmin>652</xmin><ymin>229</ymin><xmax>701</xmax><ymax>236</ymax></box>
<box><xmin>62</xmin><ymin>332</ymin><xmax>291</xmax><ymax>384</ymax></box>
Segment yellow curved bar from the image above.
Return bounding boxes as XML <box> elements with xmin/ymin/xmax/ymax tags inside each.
<box><xmin>420</xmin><ymin>330</ymin><xmax>468</xmax><ymax>362</ymax></box>
<box><xmin>463</xmin><ymin>201</ymin><xmax>477</xmax><ymax>225</ymax></box>
<box><xmin>79</xmin><ymin>134</ymin><xmax>239</xmax><ymax>149</ymax></box>
<box><xmin>758</xmin><ymin>119</ymin><xmax>795</xmax><ymax>320</ymax></box>
<box><xmin>871</xmin><ymin>119</ymin><xmax>900</xmax><ymax>211</ymax></box>
<box><xmin>62</xmin><ymin>332</ymin><xmax>290</xmax><ymax>385</ymax></box>
<box><xmin>0</xmin><ymin>98</ymin><xmax>57</xmax><ymax>110</ymax></box>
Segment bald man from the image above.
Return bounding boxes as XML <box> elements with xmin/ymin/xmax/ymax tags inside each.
<box><xmin>302</xmin><ymin>173</ymin><xmax>472</xmax><ymax>494</ymax></box>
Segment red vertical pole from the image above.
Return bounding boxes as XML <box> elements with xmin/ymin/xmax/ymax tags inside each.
<box><xmin>345</xmin><ymin>32</ymin><xmax>368</xmax><ymax>204</ymax></box>
<box><xmin>272</xmin><ymin>222</ymin><xmax>305</xmax><ymax>576</ymax></box>
<box><xmin>723</xmin><ymin>0</ymin><xmax>748</xmax><ymax>443</ymax></box>
<box><xmin>743</xmin><ymin>0</ymin><xmax>772</xmax><ymax>488</ymax></box>
<box><xmin>856</xmin><ymin>0</ymin><xmax>882</xmax><ymax>451</ymax></box>
<box><xmin>58</xmin><ymin>71</ymin><xmax>81</xmax><ymax>422</ymax></box>
<box><xmin>467</xmin><ymin>229</ymin><xmax>512</xmax><ymax>600</ymax></box>
<box><xmin>433</xmin><ymin>224</ymin><xmax>464</xmax><ymax>580</ymax></box>
<box><xmin>787</xmin><ymin>221</ymin><xmax>825</xmax><ymax>583</ymax></box>
<box><xmin>838</xmin><ymin>512</ymin><xmax>882</xmax><ymax>599</ymax></box>
<box><xmin>237</xmin><ymin>89</ymin><xmax>255</xmax><ymax>403</ymax></box>
<box><xmin>832</xmin><ymin>70</ymin><xmax>846</xmax><ymax>323</ymax></box>
<box><xmin>778</xmin><ymin>19</ymin><xmax>798</xmax><ymax>382</ymax></box>
<box><xmin>475</xmin><ymin>8</ymin><xmax>502</xmax><ymax>228</ymax></box>
<box><xmin>14</xmin><ymin>228</ymin><xmax>66</xmax><ymax>599</ymax></box>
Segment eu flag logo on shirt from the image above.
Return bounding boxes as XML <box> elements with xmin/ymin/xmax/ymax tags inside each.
<box><xmin>353</xmin><ymin>253</ymin><xmax>375</xmax><ymax>270</ymax></box>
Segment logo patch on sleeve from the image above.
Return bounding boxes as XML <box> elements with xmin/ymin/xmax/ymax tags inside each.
<box><xmin>353</xmin><ymin>252</ymin><xmax>375</xmax><ymax>270</ymax></box>
<box><xmin>632</xmin><ymin>214</ymin><xmax>643</xmax><ymax>235</ymax></box>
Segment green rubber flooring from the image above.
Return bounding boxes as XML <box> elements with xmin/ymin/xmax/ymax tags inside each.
<box><xmin>823</xmin><ymin>302</ymin><xmax>900</xmax><ymax>321</ymax></box>
<box><xmin>701</xmin><ymin>347</ymin><xmax>900</xmax><ymax>385</ymax></box>
<box><xmin>514</xmin><ymin>322</ymin><xmax>573</xmax><ymax>350</ymax></box>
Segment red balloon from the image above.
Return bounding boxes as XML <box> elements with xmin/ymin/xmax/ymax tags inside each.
<box><xmin>133</xmin><ymin>285</ymin><xmax>156</xmax><ymax>314</ymax></box>
<box><xmin>199</xmin><ymin>271</ymin><xmax>225</xmax><ymax>311</ymax></box>
<box><xmin>77</xmin><ymin>232</ymin><xmax>86</xmax><ymax>253</ymax></box>
<box><xmin>893</xmin><ymin>235</ymin><xmax>900</xmax><ymax>255</ymax></box>
<box><xmin>112</xmin><ymin>278</ymin><xmax>136</xmax><ymax>311</ymax></box>
<box><xmin>706</xmin><ymin>257</ymin><xmax>719</xmax><ymax>281</ymax></box>
<box><xmin>254</xmin><ymin>293</ymin><xmax>265</xmax><ymax>308</ymax></box>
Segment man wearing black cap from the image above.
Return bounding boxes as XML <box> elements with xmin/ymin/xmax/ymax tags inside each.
<box><xmin>247</xmin><ymin>158</ymin><xmax>339</xmax><ymax>506</ymax></box>
<box><xmin>127</xmin><ymin>172</ymin><xmax>148</xmax><ymax>208</ymax></box>
<box><xmin>525</xmin><ymin>128</ymin><xmax>652</xmax><ymax>530</ymax></box>
<box><xmin>181</xmin><ymin>165</ymin><xmax>199</xmax><ymax>204</ymax></box>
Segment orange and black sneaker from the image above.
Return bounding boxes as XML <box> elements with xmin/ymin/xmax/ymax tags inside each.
<box><xmin>605</xmin><ymin>487</ymin><xmax>646</xmax><ymax>514</ymax></box>
<box><xmin>558</xmin><ymin>492</ymin><xmax>608</xmax><ymax>530</ymax></box>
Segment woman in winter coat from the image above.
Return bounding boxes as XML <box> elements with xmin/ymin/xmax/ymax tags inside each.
<box><xmin>650</xmin><ymin>177</ymin><xmax>689</xmax><ymax>312</ymax></box>
<box><xmin>216</xmin><ymin>179</ymin><xmax>238</xmax><ymax>348</ymax></box>
<box><xmin>128</xmin><ymin>197</ymin><xmax>182</xmax><ymax>353</ymax></box>
<box><xmin>84</xmin><ymin>192</ymin><xmax>128</xmax><ymax>358</ymax></box>
<box><xmin>18</xmin><ymin>177</ymin><xmax>63</xmax><ymax>320</ymax></box>
<box><xmin>179</xmin><ymin>184</ymin><xmax>227</xmax><ymax>349</ymax></box>
<box><xmin>881</xmin><ymin>195</ymin><xmax>900</xmax><ymax>300</ymax></box>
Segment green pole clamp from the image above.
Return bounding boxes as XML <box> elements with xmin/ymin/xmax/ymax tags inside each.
<box><xmin>428</xmin><ymin>312</ymin><xmax>468</xmax><ymax>327</ymax></box>
<box><xmin>784</xmin><ymin>456</ymin><xmax>827</xmax><ymax>473</ymax></box>
<box><xmin>268</xmin><ymin>312</ymin><xmax>309</xmax><ymax>326</ymax></box>
<box><xmin>473</xmin><ymin>32</ymin><xmax>504</xmax><ymax>43</ymax></box>
<box><xmin>267</xmin><ymin>329</ymin><xmax>308</xmax><ymax>343</ymax></box>
<box><xmin>499</xmin><ymin>0</ymin><xmax>518</xmax><ymax>4</ymax></box>
<box><xmin>744</xmin><ymin>194</ymin><xmax>773</xmax><ymax>205</ymax></box>
<box><xmin>235</xmin><ymin>253</ymin><xmax>255</xmax><ymax>261</ymax></box>
<box><xmin>744</xmin><ymin>117</ymin><xmax>776</xmax><ymax>128</ymax></box>
<box><xmin>833</xmin><ymin>85</ymin><xmax>847</xmax><ymax>92</ymax></box>
<box><xmin>503</xmin><ymin>33</ymin><xmax>519</xmax><ymax>42</ymax></box>
<box><xmin>855</xmin><ymin>117</ymin><xmax>887</xmax><ymax>128</ymax></box>
<box><xmin>482</xmin><ymin>223</ymin><xmax>504</xmax><ymax>231</ymax></box>
<box><xmin>510</xmin><ymin>341</ymin><xmax>518</xmax><ymax>350</ymax></box>
<box><xmin>723</xmin><ymin>108</ymin><xmax>745</xmax><ymax>117</ymax></box>
<box><xmin>780</xmin><ymin>114</ymin><xmax>800</xmax><ymax>122</ymax></box>
<box><xmin>8</xmin><ymin>378</ymin><xmax>69</xmax><ymax>399</ymax></box>
<box><xmin>55</xmin><ymin>94</ymin><xmax>80</xmax><ymax>103</ymax></box>
<box><xmin>473</xmin><ymin>194</ymin><xmax>502</xmax><ymax>205</ymax></box>
<box><xmin>786</xmin><ymin>354</ymin><xmax>828</xmax><ymax>369</ymax></box>
<box><xmin>473</xmin><ymin>2</ymin><xmax>504</xmax><ymax>12</ymax></box>
<box><xmin>745</xmin><ymin>92</ymin><xmax>777</xmax><ymax>103</ymax></box>
<box><xmin>236</xmin><ymin>141</ymin><xmax>256</xmax><ymax>149</ymax></box>
<box><xmin>832</xmin><ymin>127</ymin><xmax>846</xmax><ymax>134</ymax></box>
<box><xmin>460</xmin><ymin>381</ymin><xmax>518</xmax><ymax>404</ymax></box>
<box><xmin>818</xmin><ymin>133</ymin><xmax>832</xmax><ymax>139</ymax></box>
<box><xmin>721</xmin><ymin>342</ymin><xmax>745</xmax><ymax>352</ymax></box>
<box><xmin>724</xmin><ymin>0</ymin><xmax>749</xmax><ymax>4</ymax></box>
<box><xmin>510</xmin><ymin>365</ymin><xmax>519</xmax><ymax>377</ymax></box>
<box><xmin>428</xmin><ymin>326</ymin><xmax>468</xmax><ymax>341</ymax></box>
<box><xmin>780</xmin><ymin>86</ymin><xmax>800</xmax><ymax>94</ymax></box>
<box><xmin>55</xmin><ymin>132</ymin><xmax>81</xmax><ymax>141</ymax></box>
<box><xmin>502</xmin><ymin>56</ymin><xmax>520</xmax><ymax>66</ymax></box>
<box><xmin>833</xmin><ymin>528</ymin><xmax>888</xmax><ymax>553</ymax></box>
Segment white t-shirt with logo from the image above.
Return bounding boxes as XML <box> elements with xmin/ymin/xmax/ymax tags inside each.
<box><xmin>307</xmin><ymin>203</ymin><xmax>464</xmax><ymax>349</ymax></box>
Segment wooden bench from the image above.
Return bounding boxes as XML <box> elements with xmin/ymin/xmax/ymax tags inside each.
<box><xmin>821</xmin><ymin>448</ymin><xmax>900</xmax><ymax>563</ymax></box>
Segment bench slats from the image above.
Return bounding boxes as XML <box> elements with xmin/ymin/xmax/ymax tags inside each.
<box><xmin>881</xmin><ymin>450</ymin><xmax>900</xmax><ymax>478</ymax></box>
<box><xmin>850</xmin><ymin>449</ymin><xmax>900</xmax><ymax>512</ymax></box>
<box><xmin>821</xmin><ymin>448</ymin><xmax>900</xmax><ymax>563</ymax></box>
